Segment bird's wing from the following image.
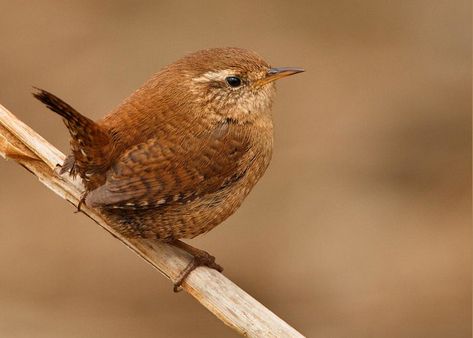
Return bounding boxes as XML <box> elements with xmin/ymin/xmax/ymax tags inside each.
<box><xmin>85</xmin><ymin>126</ymin><xmax>253</xmax><ymax>209</ymax></box>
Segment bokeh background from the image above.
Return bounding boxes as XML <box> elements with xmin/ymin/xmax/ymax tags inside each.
<box><xmin>0</xmin><ymin>1</ymin><xmax>470</xmax><ymax>337</ymax></box>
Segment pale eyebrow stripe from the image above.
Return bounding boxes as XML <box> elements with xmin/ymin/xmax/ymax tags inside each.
<box><xmin>192</xmin><ymin>69</ymin><xmax>235</xmax><ymax>83</ymax></box>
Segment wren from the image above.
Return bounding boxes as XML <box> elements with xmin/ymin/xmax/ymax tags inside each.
<box><xmin>34</xmin><ymin>47</ymin><xmax>303</xmax><ymax>287</ymax></box>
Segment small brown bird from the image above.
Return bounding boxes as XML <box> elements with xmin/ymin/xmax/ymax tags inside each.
<box><xmin>34</xmin><ymin>47</ymin><xmax>303</xmax><ymax>287</ymax></box>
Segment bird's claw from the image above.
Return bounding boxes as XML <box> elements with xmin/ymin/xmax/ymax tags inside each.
<box><xmin>173</xmin><ymin>251</ymin><xmax>223</xmax><ymax>292</ymax></box>
<box><xmin>74</xmin><ymin>192</ymin><xmax>88</xmax><ymax>213</ymax></box>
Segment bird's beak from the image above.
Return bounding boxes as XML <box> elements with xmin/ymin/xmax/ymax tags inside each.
<box><xmin>258</xmin><ymin>67</ymin><xmax>305</xmax><ymax>86</ymax></box>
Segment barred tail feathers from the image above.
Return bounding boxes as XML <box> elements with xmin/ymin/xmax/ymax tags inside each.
<box><xmin>33</xmin><ymin>88</ymin><xmax>111</xmax><ymax>182</ymax></box>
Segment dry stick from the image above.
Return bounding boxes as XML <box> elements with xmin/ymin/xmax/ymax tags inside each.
<box><xmin>0</xmin><ymin>103</ymin><xmax>304</xmax><ymax>338</ymax></box>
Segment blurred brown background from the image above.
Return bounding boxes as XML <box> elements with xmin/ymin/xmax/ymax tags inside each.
<box><xmin>0</xmin><ymin>1</ymin><xmax>470</xmax><ymax>337</ymax></box>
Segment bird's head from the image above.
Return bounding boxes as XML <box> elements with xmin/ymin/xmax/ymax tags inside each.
<box><xmin>162</xmin><ymin>47</ymin><xmax>304</xmax><ymax>123</ymax></box>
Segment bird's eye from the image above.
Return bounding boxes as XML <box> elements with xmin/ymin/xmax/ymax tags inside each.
<box><xmin>225</xmin><ymin>76</ymin><xmax>242</xmax><ymax>88</ymax></box>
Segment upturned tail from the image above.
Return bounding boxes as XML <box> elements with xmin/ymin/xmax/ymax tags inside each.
<box><xmin>33</xmin><ymin>88</ymin><xmax>111</xmax><ymax>190</ymax></box>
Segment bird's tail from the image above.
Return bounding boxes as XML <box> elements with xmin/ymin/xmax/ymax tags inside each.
<box><xmin>33</xmin><ymin>88</ymin><xmax>111</xmax><ymax>186</ymax></box>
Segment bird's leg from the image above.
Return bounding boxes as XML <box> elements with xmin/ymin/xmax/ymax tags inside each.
<box><xmin>75</xmin><ymin>191</ymin><xmax>88</xmax><ymax>213</ymax></box>
<box><xmin>54</xmin><ymin>160</ymin><xmax>86</xmax><ymax>213</ymax></box>
<box><xmin>170</xmin><ymin>240</ymin><xmax>223</xmax><ymax>292</ymax></box>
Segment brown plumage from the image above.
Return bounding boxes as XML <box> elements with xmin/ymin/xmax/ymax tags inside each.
<box><xmin>34</xmin><ymin>47</ymin><xmax>303</xmax><ymax>243</ymax></box>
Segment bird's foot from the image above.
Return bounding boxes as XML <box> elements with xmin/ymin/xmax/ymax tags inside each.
<box><xmin>54</xmin><ymin>163</ymin><xmax>63</xmax><ymax>175</ymax></box>
<box><xmin>74</xmin><ymin>192</ymin><xmax>88</xmax><ymax>213</ymax></box>
<box><xmin>171</xmin><ymin>240</ymin><xmax>223</xmax><ymax>292</ymax></box>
